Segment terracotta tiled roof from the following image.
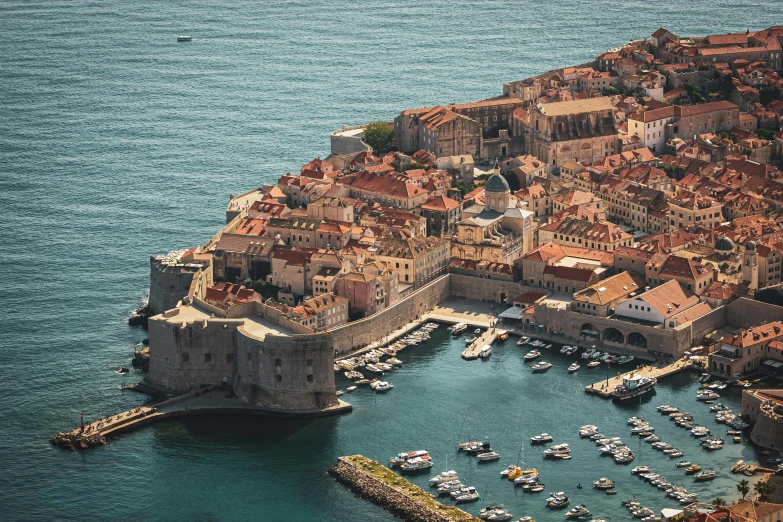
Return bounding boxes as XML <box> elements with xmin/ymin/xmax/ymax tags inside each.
<box><xmin>573</xmin><ymin>271</ymin><xmax>645</xmax><ymax>306</ymax></box>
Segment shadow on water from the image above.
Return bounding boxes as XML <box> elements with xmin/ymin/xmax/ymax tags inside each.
<box><xmin>153</xmin><ymin>414</ymin><xmax>320</xmax><ymax>445</ymax></box>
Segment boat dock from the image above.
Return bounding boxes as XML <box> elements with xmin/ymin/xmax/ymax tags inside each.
<box><xmin>584</xmin><ymin>357</ymin><xmax>695</xmax><ymax>398</ymax></box>
<box><xmin>329</xmin><ymin>455</ymin><xmax>474</xmax><ymax>522</ymax></box>
<box><xmin>461</xmin><ymin>329</ymin><xmax>498</xmax><ymax>360</ymax></box>
<box><xmin>51</xmin><ymin>386</ymin><xmax>352</xmax><ymax>451</ymax></box>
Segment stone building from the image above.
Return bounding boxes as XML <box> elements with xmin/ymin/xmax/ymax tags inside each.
<box><xmin>569</xmin><ymin>271</ymin><xmax>647</xmax><ymax>318</ymax></box>
<box><xmin>708</xmin><ymin>321</ymin><xmax>783</xmax><ymax>378</ymax></box>
<box><xmin>417</xmin><ymin>195</ymin><xmax>462</xmax><ymax>237</ymax></box>
<box><xmin>743</xmin><ymin>389</ymin><xmax>783</xmax><ymax>450</ymax></box>
<box><xmin>149</xmin><ymin>249</ymin><xmax>212</xmax><ymax>315</ymax></box>
<box><xmin>525</xmin><ymin>97</ymin><xmax>619</xmax><ymax>168</ymax></box>
<box><xmin>538</xmin><ymin>217</ymin><xmax>634</xmax><ymax>252</ymax></box>
<box><xmin>645</xmin><ymin>253</ymin><xmax>715</xmax><ymax>296</ymax></box>
<box><xmin>335</xmin><ymin>272</ymin><xmax>385</xmax><ymax>318</ymax></box>
<box><xmin>370</xmin><ymin>235</ymin><xmax>450</xmax><ymax>289</ymax></box>
<box><xmin>667</xmin><ymin>191</ymin><xmax>724</xmax><ymax>230</ymax></box>
<box><xmin>450</xmin><ymin>174</ymin><xmax>535</xmax><ymax>264</ymax></box>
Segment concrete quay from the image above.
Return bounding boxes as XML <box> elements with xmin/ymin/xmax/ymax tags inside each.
<box><xmin>583</xmin><ymin>357</ymin><xmax>696</xmax><ymax>398</ymax></box>
<box><xmin>461</xmin><ymin>328</ymin><xmax>498</xmax><ymax>360</ymax></box>
<box><xmin>329</xmin><ymin>455</ymin><xmax>477</xmax><ymax>522</ymax></box>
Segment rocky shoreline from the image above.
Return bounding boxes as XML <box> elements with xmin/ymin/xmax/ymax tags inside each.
<box><xmin>329</xmin><ymin>455</ymin><xmax>477</xmax><ymax>522</ymax></box>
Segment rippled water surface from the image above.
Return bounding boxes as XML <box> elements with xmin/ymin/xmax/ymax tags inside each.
<box><xmin>2</xmin><ymin>1</ymin><xmax>782</xmax><ymax>520</ymax></box>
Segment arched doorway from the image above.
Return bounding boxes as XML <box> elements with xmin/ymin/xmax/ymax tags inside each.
<box><xmin>501</xmin><ymin>146</ymin><xmax>507</xmax><ymax>156</ymax></box>
<box><xmin>626</xmin><ymin>332</ymin><xmax>647</xmax><ymax>349</ymax></box>
<box><xmin>580</xmin><ymin>323</ymin><xmax>600</xmax><ymax>339</ymax></box>
<box><xmin>603</xmin><ymin>327</ymin><xmax>624</xmax><ymax>344</ymax></box>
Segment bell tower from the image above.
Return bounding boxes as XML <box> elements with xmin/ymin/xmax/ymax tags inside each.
<box><xmin>742</xmin><ymin>241</ymin><xmax>759</xmax><ymax>290</ymax></box>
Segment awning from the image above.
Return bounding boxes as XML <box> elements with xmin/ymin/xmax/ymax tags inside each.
<box><xmin>499</xmin><ymin>307</ymin><xmax>524</xmax><ymax>320</ymax></box>
<box><xmin>763</xmin><ymin>360</ymin><xmax>783</xmax><ymax>369</ymax></box>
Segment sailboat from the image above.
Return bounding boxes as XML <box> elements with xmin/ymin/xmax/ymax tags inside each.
<box><xmin>457</xmin><ymin>406</ymin><xmax>478</xmax><ymax>450</ymax></box>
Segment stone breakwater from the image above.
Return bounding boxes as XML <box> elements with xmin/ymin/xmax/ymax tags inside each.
<box><xmin>329</xmin><ymin>455</ymin><xmax>477</xmax><ymax>522</ymax></box>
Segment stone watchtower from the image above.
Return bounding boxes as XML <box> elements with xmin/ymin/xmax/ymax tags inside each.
<box><xmin>742</xmin><ymin>241</ymin><xmax>759</xmax><ymax>290</ymax></box>
<box><xmin>484</xmin><ymin>172</ymin><xmax>510</xmax><ymax>212</ymax></box>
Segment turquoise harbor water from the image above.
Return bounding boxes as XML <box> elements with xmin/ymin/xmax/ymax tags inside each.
<box><xmin>3</xmin><ymin>1</ymin><xmax>783</xmax><ymax>520</ymax></box>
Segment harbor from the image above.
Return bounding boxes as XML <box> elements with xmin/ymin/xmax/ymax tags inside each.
<box><xmin>329</xmin><ymin>321</ymin><xmax>774</xmax><ymax>521</ymax></box>
<box><xmin>585</xmin><ymin>358</ymin><xmax>697</xmax><ymax>399</ymax></box>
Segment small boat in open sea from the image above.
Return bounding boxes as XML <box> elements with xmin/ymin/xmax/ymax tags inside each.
<box><xmin>176</xmin><ymin>35</ymin><xmax>193</xmax><ymax>42</ymax></box>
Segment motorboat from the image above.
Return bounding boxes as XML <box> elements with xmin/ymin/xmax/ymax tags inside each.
<box><xmin>479</xmin><ymin>345</ymin><xmax>493</xmax><ymax>359</ymax></box>
<box><xmin>480</xmin><ymin>505</ymin><xmax>513</xmax><ymax>521</ymax></box>
<box><xmin>690</xmin><ymin>427</ymin><xmax>710</xmax><ymax>437</ymax></box>
<box><xmin>429</xmin><ymin>470</ymin><xmax>458</xmax><ymax>485</ymax></box>
<box><xmin>587</xmin><ymin>361</ymin><xmax>601</xmax><ymax>368</ymax></box>
<box><xmin>474</xmin><ymin>328</ymin><xmax>482</xmax><ymax>335</ymax></box>
<box><xmin>565</xmin><ymin>505</ymin><xmax>590</xmax><ymax>519</ymax></box>
<box><xmin>345</xmin><ymin>370</ymin><xmax>364</xmax><ymax>379</ymax></box>
<box><xmin>582</xmin><ymin>349</ymin><xmax>596</xmax><ymax>359</ymax></box>
<box><xmin>613</xmin><ymin>373</ymin><xmax>657</xmax><ymax>401</ymax></box>
<box><xmin>631</xmin><ymin>424</ymin><xmax>655</xmax><ymax>434</ymax></box>
<box><xmin>521</xmin><ymin>482</ymin><xmax>545</xmax><ymax>493</ymax></box>
<box><xmin>436</xmin><ymin>480</ymin><xmax>463</xmax><ymax>495</ymax></box>
<box><xmin>632</xmin><ymin>507</ymin><xmax>654</xmax><ymax>518</ymax></box>
<box><xmin>614</xmin><ymin>452</ymin><xmax>635</xmax><ymax>464</ymax></box>
<box><xmin>450</xmin><ymin>323</ymin><xmax>468</xmax><ymax>335</ymax></box>
<box><xmin>524</xmin><ymin>350</ymin><xmax>541</xmax><ymax>361</ymax></box>
<box><xmin>517</xmin><ymin>336</ymin><xmax>530</xmax><ymax>346</ymax></box>
<box><xmin>679</xmin><ymin>493</ymin><xmax>699</xmax><ymax>505</ymax></box>
<box><xmin>389</xmin><ymin>450</ymin><xmax>430</xmax><ymax>466</ymax></box>
<box><xmin>560</xmin><ymin>345</ymin><xmax>570</xmax><ymax>354</ymax></box>
<box><xmin>376</xmin><ymin>362</ymin><xmax>393</xmax><ymax>371</ymax></box>
<box><xmin>627</xmin><ymin>416</ymin><xmax>644</xmax><ymax>426</ymax></box>
<box><xmin>685</xmin><ymin>464</ymin><xmax>701</xmax><ymax>474</ymax></box>
<box><xmin>387</xmin><ymin>357</ymin><xmax>402</xmax><ymax>365</ymax></box>
<box><xmin>466</xmin><ymin>335</ymin><xmax>478</xmax><ymax>344</ymax></box>
<box><xmin>371</xmin><ymin>381</ymin><xmax>393</xmax><ymax>392</ymax></box>
<box><xmin>496</xmin><ymin>330</ymin><xmax>509</xmax><ymax>342</ymax></box>
<box><xmin>589</xmin><ymin>433</ymin><xmax>606</xmax><ymax>441</ymax></box>
<box><xmin>593</xmin><ymin>478</ymin><xmax>615</xmax><ymax>489</ymax></box>
<box><xmin>346</xmin><ymin>386</ymin><xmax>357</xmax><ymax>392</ymax></box>
<box><xmin>578</xmin><ymin>425</ymin><xmax>597</xmax><ymax>437</ymax></box>
<box><xmin>568</xmin><ymin>362</ymin><xmax>580</xmax><ymax>373</ymax></box>
<box><xmin>464</xmin><ymin>440</ymin><xmax>492</xmax><ymax>455</ymax></box>
<box><xmin>676</xmin><ymin>460</ymin><xmax>691</xmax><ymax>467</ymax></box>
<box><xmin>365</xmin><ymin>364</ymin><xmax>384</xmax><ymax>374</ymax></box>
<box><xmin>500</xmin><ymin>465</ymin><xmax>519</xmax><ymax>478</ymax></box>
<box><xmin>696</xmin><ymin>390</ymin><xmax>720</xmax><ymax>401</ymax></box>
<box><xmin>176</xmin><ymin>35</ymin><xmax>193</xmax><ymax>42</ymax></box>
<box><xmin>453</xmin><ymin>486</ymin><xmax>480</xmax><ymax>503</ymax></box>
<box><xmin>669</xmin><ymin>451</ymin><xmax>685</xmax><ymax>458</ymax></box>
<box><xmin>532</xmin><ymin>361</ymin><xmax>552</xmax><ymax>372</ymax></box>
<box><xmin>477</xmin><ymin>451</ymin><xmax>501</xmax><ymax>461</ymax></box>
<box><xmin>513</xmin><ymin>471</ymin><xmax>540</xmax><ymax>485</ymax></box>
<box><xmin>657</xmin><ymin>405</ymin><xmax>679</xmax><ymax>414</ymax></box>
<box><xmin>543</xmin><ymin>443</ymin><xmax>570</xmax><ymax>457</ymax></box>
<box><xmin>546</xmin><ymin>494</ymin><xmax>570</xmax><ymax>509</ymax></box>
<box><xmin>544</xmin><ymin>344</ymin><xmax>553</xmax><ymax>349</ymax></box>
<box><xmin>530</xmin><ymin>433</ymin><xmax>553</xmax><ymax>444</ymax></box>
<box><xmin>400</xmin><ymin>457</ymin><xmax>433</xmax><ymax>472</ymax></box>
<box><xmin>694</xmin><ymin>469</ymin><xmax>717</xmax><ymax>481</ymax></box>
<box><xmin>423</xmin><ymin>322</ymin><xmax>439</xmax><ymax>329</ymax></box>
<box><xmin>632</xmin><ymin>465</ymin><xmax>650</xmax><ymax>474</ymax></box>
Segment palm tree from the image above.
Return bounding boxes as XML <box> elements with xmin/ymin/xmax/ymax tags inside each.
<box><xmin>754</xmin><ymin>479</ymin><xmax>777</xmax><ymax>502</ymax></box>
<box><xmin>737</xmin><ymin>479</ymin><xmax>750</xmax><ymax>499</ymax></box>
<box><xmin>713</xmin><ymin>497</ymin><xmax>727</xmax><ymax>506</ymax></box>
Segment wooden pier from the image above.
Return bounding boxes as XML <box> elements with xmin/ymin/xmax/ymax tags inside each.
<box><xmin>584</xmin><ymin>357</ymin><xmax>694</xmax><ymax>398</ymax></box>
<box><xmin>461</xmin><ymin>328</ymin><xmax>498</xmax><ymax>360</ymax></box>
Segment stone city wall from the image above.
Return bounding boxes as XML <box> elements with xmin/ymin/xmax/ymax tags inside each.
<box><xmin>149</xmin><ymin>259</ymin><xmax>209</xmax><ymax>316</ymax></box>
<box><xmin>749</xmin><ymin>396</ymin><xmax>783</xmax><ymax>451</ymax></box>
<box><xmin>449</xmin><ymin>274</ymin><xmax>541</xmax><ymax>304</ymax></box>
<box><xmin>689</xmin><ymin>305</ymin><xmax>727</xmax><ymax>342</ymax></box>
<box><xmin>726</xmin><ymin>298</ymin><xmax>783</xmax><ymax>329</ymax></box>
<box><xmin>330</xmin><ymin>275</ymin><xmax>450</xmax><ymax>354</ymax></box>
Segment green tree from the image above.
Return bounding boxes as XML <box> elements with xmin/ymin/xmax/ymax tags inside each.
<box><xmin>363</xmin><ymin>121</ymin><xmax>394</xmax><ymax>153</ymax></box>
<box><xmin>755</xmin><ymin>479</ymin><xmax>777</xmax><ymax>502</ymax></box>
<box><xmin>722</xmin><ymin>74</ymin><xmax>735</xmax><ymax>100</ymax></box>
<box><xmin>405</xmin><ymin>162</ymin><xmax>430</xmax><ymax>171</ymax></box>
<box><xmin>757</xmin><ymin>128</ymin><xmax>776</xmax><ymax>141</ymax></box>
<box><xmin>713</xmin><ymin>497</ymin><xmax>727</xmax><ymax>506</ymax></box>
<box><xmin>737</xmin><ymin>479</ymin><xmax>750</xmax><ymax>499</ymax></box>
<box><xmin>760</xmin><ymin>85</ymin><xmax>782</xmax><ymax>106</ymax></box>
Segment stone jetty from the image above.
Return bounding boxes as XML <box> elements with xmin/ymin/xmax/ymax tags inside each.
<box><xmin>584</xmin><ymin>357</ymin><xmax>694</xmax><ymax>398</ymax></box>
<box><xmin>461</xmin><ymin>329</ymin><xmax>498</xmax><ymax>360</ymax></box>
<box><xmin>51</xmin><ymin>406</ymin><xmax>159</xmax><ymax>450</ymax></box>
<box><xmin>329</xmin><ymin>455</ymin><xmax>477</xmax><ymax>522</ymax></box>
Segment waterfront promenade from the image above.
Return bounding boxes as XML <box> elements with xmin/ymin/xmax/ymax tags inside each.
<box><xmin>461</xmin><ymin>328</ymin><xmax>498</xmax><ymax>360</ymax></box>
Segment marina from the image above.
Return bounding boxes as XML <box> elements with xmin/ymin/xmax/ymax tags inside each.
<box><xmin>329</xmin><ymin>320</ymin><xmax>776</xmax><ymax>521</ymax></box>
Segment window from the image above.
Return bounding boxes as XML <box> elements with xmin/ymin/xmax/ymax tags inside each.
<box><xmin>306</xmin><ymin>374</ymin><xmax>314</xmax><ymax>383</ymax></box>
<box><xmin>181</xmin><ymin>353</ymin><xmax>189</xmax><ymax>363</ymax></box>
<box><xmin>227</xmin><ymin>353</ymin><xmax>235</xmax><ymax>363</ymax></box>
<box><xmin>276</xmin><ymin>375</ymin><xmax>282</xmax><ymax>383</ymax></box>
<box><xmin>204</xmin><ymin>353</ymin><xmax>212</xmax><ymax>363</ymax></box>
<box><xmin>275</xmin><ymin>358</ymin><xmax>282</xmax><ymax>366</ymax></box>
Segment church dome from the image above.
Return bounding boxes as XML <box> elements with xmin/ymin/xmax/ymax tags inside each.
<box><xmin>485</xmin><ymin>173</ymin><xmax>510</xmax><ymax>193</ymax></box>
<box><xmin>714</xmin><ymin>236</ymin><xmax>735</xmax><ymax>252</ymax></box>
<box><xmin>746</xmin><ymin>240</ymin><xmax>757</xmax><ymax>251</ymax></box>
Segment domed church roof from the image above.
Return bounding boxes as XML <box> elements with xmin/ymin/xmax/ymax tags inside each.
<box><xmin>714</xmin><ymin>236</ymin><xmax>735</xmax><ymax>252</ymax></box>
<box><xmin>746</xmin><ymin>240</ymin><xmax>757</xmax><ymax>251</ymax></box>
<box><xmin>485</xmin><ymin>173</ymin><xmax>510</xmax><ymax>193</ymax></box>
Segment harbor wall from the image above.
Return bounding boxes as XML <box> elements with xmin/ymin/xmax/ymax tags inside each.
<box><xmin>449</xmin><ymin>274</ymin><xmax>543</xmax><ymax>304</ymax></box>
<box><xmin>329</xmin><ymin>456</ymin><xmax>476</xmax><ymax>522</ymax></box>
<box><xmin>747</xmin><ymin>394</ymin><xmax>783</xmax><ymax>450</ymax></box>
<box><xmin>689</xmin><ymin>305</ymin><xmax>727</xmax><ymax>342</ymax></box>
<box><xmin>533</xmin><ymin>303</ymin><xmax>695</xmax><ymax>357</ymax></box>
<box><xmin>330</xmin><ymin>274</ymin><xmax>450</xmax><ymax>354</ymax></box>
<box><xmin>149</xmin><ymin>259</ymin><xmax>209</xmax><ymax>315</ymax></box>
